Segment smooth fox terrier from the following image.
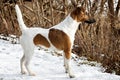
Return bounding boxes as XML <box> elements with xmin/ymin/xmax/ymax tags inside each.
<box><xmin>15</xmin><ymin>4</ymin><xmax>95</xmax><ymax>78</ymax></box>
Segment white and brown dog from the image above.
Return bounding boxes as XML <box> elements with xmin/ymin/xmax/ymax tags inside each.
<box><xmin>15</xmin><ymin>4</ymin><xmax>95</xmax><ymax>78</ymax></box>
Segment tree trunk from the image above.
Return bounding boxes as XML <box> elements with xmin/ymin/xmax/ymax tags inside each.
<box><xmin>90</xmin><ymin>0</ymin><xmax>99</xmax><ymax>16</ymax></box>
<box><xmin>115</xmin><ymin>0</ymin><xmax>120</xmax><ymax>19</ymax></box>
<box><xmin>99</xmin><ymin>0</ymin><xmax>107</xmax><ymax>14</ymax></box>
<box><xmin>108</xmin><ymin>0</ymin><xmax>115</xmax><ymax>27</ymax></box>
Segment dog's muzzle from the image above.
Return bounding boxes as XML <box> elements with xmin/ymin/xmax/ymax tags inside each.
<box><xmin>84</xmin><ymin>18</ymin><xmax>96</xmax><ymax>24</ymax></box>
<box><xmin>78</xmin><ymin>18</ymin><xmax>96</xmax><ymax>30</ymax></box>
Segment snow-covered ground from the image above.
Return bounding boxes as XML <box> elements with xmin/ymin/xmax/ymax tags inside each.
<box><xmin>0</xmin><ymin>39</ymin><xmax>120</xmax><ymax>80</ymax></box>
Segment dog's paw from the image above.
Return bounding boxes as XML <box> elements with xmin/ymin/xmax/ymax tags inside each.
<box><xmin>65</xmin><ymin>70</ymin><xmax>68</xmax><ymax>73</ymax></box>
<box><xmin>69</xmin><ymin>74</ymin><xmax>75</xmax><ymax>78</ymax></box>
<box><xmin>29</xmin><ymin>72</ymin><xmax>36</xmax><ymax>76</ymax></box>
<box><xmin>65</xmin><ymin>71</ymin><xmax>68</xmax><ymax>73</ymax></box>
<box><xmin>21</xmin><ymin>70</ymin><xmax>27</xmax><ymax>75</ymax></box>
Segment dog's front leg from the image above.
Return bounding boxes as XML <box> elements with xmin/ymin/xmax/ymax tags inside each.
<box><xmin>64</xmin><ymin>51</ymin><xmax>75</xmax><ymax>78</ymax></box>
<box><xmin>63</xmin><ymin>53</ymin><xmax>68</xmax><ymax>73</ymax></box>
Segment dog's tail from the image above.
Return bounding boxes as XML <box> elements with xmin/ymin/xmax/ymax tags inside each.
<box><xmin>15</xmin><ymin>4</ymin><xmax>27</xmax><ymax>31</ymax></box>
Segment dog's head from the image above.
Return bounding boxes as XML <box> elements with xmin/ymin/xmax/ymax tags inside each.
<box><xmin>70</xmin><ymin>7</ymin><xmax>96</xmax><ymax>24</ymax></box>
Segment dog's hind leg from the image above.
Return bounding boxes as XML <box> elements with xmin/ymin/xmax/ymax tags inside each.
<box><xmin>20</xmin><ymin>53</ymin><xmax>27</xmax><ymax>74</ymax></box>
<box><xmin>24</xmin><ymin>47</ymin><xmax>36</xmax><ymax>76</ymax></box>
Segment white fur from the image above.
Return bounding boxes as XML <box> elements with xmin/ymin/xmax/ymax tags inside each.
<box><xmin>15</xmin><ymin>4</ymin><xmax>80</xmax><ymax>78</ymax></box>
<box><xmin>15</xmin><ymin>5</ymin><xmax>26</xmax><ymax>31</ymax></box>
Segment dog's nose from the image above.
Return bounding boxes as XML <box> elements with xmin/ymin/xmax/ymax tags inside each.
<box><xmin>84</xmin><ymin>18</ymin><xmax>96</xmax><ymax>24</ymax></box>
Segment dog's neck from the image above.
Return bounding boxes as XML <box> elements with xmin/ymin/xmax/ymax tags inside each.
<box><xmin>54</xmin><ymin>14</ymin><xmax>80</xmax><ymax>35</ymax></box>
<box><xmin>53</xmin><ymin>14</ymin><xmax>80</xmax><ymax>44</ymax></box>
<box><xmin>64</xmin><ymin>14</ymin><xmax>80</xmax><ymax>32</ymax></box>
<box><xmin>62</xmin><ymin>14</ymin><xmax>79</xmax><ymax>36</ymax></box>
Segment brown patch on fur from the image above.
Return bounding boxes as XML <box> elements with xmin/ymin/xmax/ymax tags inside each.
<box><xmin>70</xmin><ymin>7</ymin><xmax>89</xmax><ymax>22</ymax></box>
<box><xmin>49</xmin><ymin>28</ymin><xmax>71</xmax><ymax>59</ymax></box>
<box><xmin>33</xmin><ymin>34</ymin><xmax>50</xmax><ymax>48</ymax></box>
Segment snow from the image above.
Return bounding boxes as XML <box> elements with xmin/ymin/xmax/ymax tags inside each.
<box><xmin>0</xmin><ymin>39</ymin><xmax>120</xmax><ymax>80</ymax></box>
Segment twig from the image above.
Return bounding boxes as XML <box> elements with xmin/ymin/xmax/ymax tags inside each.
<box><xmin>22</xmin><ymin>5</ymin><xmax>52</xmax><ymax>25</ymax></box>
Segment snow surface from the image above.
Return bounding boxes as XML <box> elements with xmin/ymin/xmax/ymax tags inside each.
<box><xmin>0</xmin><ymin>39</ymin><xmax>120</xmax><ymax>80</ymax></box>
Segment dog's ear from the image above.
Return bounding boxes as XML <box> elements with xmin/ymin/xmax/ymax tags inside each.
<box><xmin>71</xmin><ymin>6</ymin><xmax>85</xmax><ymax>16</ymax></box>
<box><xmin>73</xmin><ymin>7</ymin><xmax>81</xmax><ymax>15</ymax></box>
